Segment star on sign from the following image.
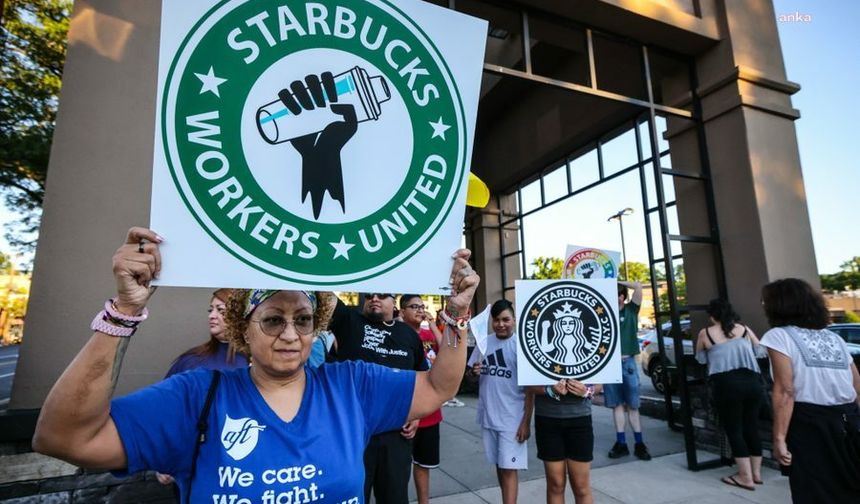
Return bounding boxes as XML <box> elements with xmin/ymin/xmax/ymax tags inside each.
<box><xmin>553</xmin><ymin>365</ymin><xmax>562</xmax><ymax>373</ymax></box>
<box><xmin>596</xmin><ymin>306</ymin><xmax>604</xmax><ymax>315</ymax></box>
<box><xmin>330</xmin><ymin>236</ymin><xmax>355</xmax><ymax>260</ymax></box>
<box><xmin>531</xmin><ymin>308</ymin><xmax>539</xmax><ymax>317</ymax></box>
<box><xmin>598</xmin><ymin>345</ymin><xmax>607</xmax><ymax>355</ymax></box>
<box><xmin>429</xmin><ymin>117</ymin><xmax>451</xmax><ymax>140</ymax></box>
<box><xmin>195</xmin><ymin>66</ymin><xmax>227</xmax><ymax>97</ymax></box>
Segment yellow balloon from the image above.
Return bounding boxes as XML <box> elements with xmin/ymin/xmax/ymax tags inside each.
<box><xmin>467</xmin><ymin>173</ymin><xmax>490</xmax><ymax>208</ymax></box>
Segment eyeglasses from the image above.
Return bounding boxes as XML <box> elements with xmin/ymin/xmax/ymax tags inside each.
<box><xmin>404</xmin><ymin>304</ymin><xmax>425</xmax><ymax>311</ymax></box>
<box><xmin>251</xmin><ymin>314</ymin><xmax>315</xmax><ymax>337</ymax></box>
<box><xmin>367</xmin><ymin>293</ymin><xmax>394</xmax><ymax>300</ymax></box>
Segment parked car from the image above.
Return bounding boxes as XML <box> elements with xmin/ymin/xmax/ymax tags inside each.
<box><xmin>828</xmin><ymin>323</ymin><xmax>860</xmax><ymax>366</ymax></box>
<box><xmin>639</xmin><ymin>320</ymin><xmax>693</xmax><ymax>394</ymax></box>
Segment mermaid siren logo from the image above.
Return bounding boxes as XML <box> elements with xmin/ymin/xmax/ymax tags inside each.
<box><xmin>520</xmin><ymin>281</ymin><xmax>618</xmax><ymax>381</ymax></box>
<box><xmin>255</xmin><ymin>68</ymin><xmax>391</xmax><ymax>219</ymax></box>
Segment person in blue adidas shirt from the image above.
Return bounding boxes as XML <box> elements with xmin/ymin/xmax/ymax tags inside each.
<box><xmin>32</xmin><ymin>227</ymin><xmax>479</xmax><ymax>504</ymax></box>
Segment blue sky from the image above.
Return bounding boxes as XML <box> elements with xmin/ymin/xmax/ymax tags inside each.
<box><xmin>1</xmin><ymin>1</ymin><xmax>856</xmax><ymax>275</ymax></box>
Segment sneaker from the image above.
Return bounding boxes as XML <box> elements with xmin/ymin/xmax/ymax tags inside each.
<box><xmin>444</xmin><ymin>398</ymin><xmax>465</xmax><ymax>407</ymax></box>
<box><xmin>608</xmin><ymin>442</ymin><xmax>629</xmax><ymax>459</ymax></box>
<box><xmin>634</xmin><ymin>442</ymin><xmax>652</xmax><ymax>461</ymax></box>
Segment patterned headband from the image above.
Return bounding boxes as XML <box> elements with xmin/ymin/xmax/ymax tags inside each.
<box><xmin>243</xmin><ymin>289</ymin><xmax>318</xmax><ymax>318</ymax></box>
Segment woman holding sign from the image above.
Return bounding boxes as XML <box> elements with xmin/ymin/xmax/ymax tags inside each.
<box><xmin>32</xmin><ymin>227</ymin><xmax>479</xmax><ymax>504</ymax></box>
<box><xmin>529</xmin><ymin>379</ymin><xmax>600</xmax><ymax>504</ymax></box>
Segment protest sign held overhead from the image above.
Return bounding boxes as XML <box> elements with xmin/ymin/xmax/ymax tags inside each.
<box><xmin>563</xmin><ymin>244</ymin><xmax>621</xmax><ymax>280</ymax></box>
<box><xmin>150</xmin><ymin>0</ymin><xmax>486</xmax><ymax>292</ymax></box>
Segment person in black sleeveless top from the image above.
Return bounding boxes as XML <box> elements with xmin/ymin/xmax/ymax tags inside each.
<box><xmin>695</xmin><ymin>299</ymin><xmax>765</xmax><ymax>491</ymax></box>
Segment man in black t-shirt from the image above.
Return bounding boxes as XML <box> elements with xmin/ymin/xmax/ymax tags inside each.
<box><xmin>328</xmin><ymin>293</ymin><xmax>427</xmax><ymax>504</ymax></box>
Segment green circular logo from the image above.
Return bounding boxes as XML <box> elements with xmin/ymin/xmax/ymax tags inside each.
<box><xmin>162</xmin><ymin>0</ymin><xmax>466</xmax><ymax>284</ymax></box>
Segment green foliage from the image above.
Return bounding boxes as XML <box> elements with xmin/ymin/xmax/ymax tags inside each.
<box><xmin>844</xmin><ymin>310</ymin><xmax>860</xmax><ymax>324</ymax></box>
<box><xmin>529</xmin><ymin>256</ymin><xmax>563</xmax><ymax>280</ymax></box>
<box><xmin>820</xmin><ymin>256</ymin><xmax>860</xmax><ymax>293</ymax></box>
<box><xmin>658</xmin><ymin>264</ymin><xmax>686</xmax><ymax>314</ymax></box>
<box><xmin>0</xmin><ymin>249</ymin><xmax>29</xmax><ymax>323</ymax></box>
<box><xmin>0</xmin><ymin>0</ymin><xmax>72</xmax><ymax>254</ymax></box>
<box><xmin>619</xmin><ymin>261</ymin><xmax>650</xmax><ymax>283</ymax></box>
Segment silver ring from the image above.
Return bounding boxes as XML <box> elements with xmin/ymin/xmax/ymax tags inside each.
<box><xmin>460</xmin><ymin>267</ymin><xmax>474</xmax><ymax>277</ymax></box>
<box><xmin>138</xmin><ymin>241</ymin><xmax>145</xmax><ymax>254</ymax></box>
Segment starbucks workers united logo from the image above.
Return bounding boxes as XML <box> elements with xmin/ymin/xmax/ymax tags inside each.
<box><xmin>519</xmin><ymin>281</ymin><xmax>618</xmax><ymax>381</ymax></box>
<box><xmin>163</xmin><ymin>0</ymin><xmax>466</xmax><ymax>283</ymax></box>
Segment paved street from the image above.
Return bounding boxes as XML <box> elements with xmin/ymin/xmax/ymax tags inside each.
<box><xmin>0</xmin><ymin>345</ymin><xmax>19</xmax><ymax>412</ymax></box>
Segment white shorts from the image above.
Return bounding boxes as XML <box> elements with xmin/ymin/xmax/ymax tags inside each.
<box><xmin>482</xmin><ymin>428</ymin><xmax>528</xmax><ymax>470</ymax></box>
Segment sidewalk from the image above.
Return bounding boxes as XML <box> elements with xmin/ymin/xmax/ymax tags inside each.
<box><xmin>410</xmin><ymin>395</ymin><xmax>790</xmax><ymax>503</ymax></box>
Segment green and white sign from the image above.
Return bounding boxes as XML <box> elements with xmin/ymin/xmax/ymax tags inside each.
<box><xmin>151</xmin><ymin>0</ymin><xmax>486</xmax><ymax>292</ymax></box>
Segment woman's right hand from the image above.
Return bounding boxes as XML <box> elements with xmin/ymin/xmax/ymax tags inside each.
<box><xmin>112</xmin><ymin>227</ymin><xmax>163</xmax><ymax>315</ymax></box>
<box><xmin>552</xmin><ymin>379</ymin><xmax>568</xmax><ymax>396</ymax></box>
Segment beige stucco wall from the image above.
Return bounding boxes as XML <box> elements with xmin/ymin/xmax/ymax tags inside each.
<box><xmin>10</xmin><ymin>1</ymin><xmax>214</xmax><ymax>410</ymax></box>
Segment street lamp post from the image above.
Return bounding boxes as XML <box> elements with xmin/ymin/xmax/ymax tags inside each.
<box><xmin>608</xmin><ymin>208</ymin><xmax>634</xmax><ymax>280</ymax></box>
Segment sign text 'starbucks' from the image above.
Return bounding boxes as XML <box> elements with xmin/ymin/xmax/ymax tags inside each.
<box><xmin>163</xmin><ymin>0</ymin><xmax>467</xmax><ymax>284</ymax></box>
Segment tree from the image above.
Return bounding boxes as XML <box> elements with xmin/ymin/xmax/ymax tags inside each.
<box><xmin>0</xmin><ymin>0</ymin><xmax>72</xmax><ymax>254</ymax></box>
<box><xmin>529</xmin><ymin>256</ymin><xmax>563</xmax><ymax>280</ymax></box>
<box><xmin>618</xmin><ymin>261</ymin><xmax>650</xmax><ymax>283</ymax></box>
<box><xmin>658</xmin><ymin>264</ymin><xmax>686</xmax><ymax>317</ymax></box>
<box><xmin>820</xmin><ymin>256</ymin><xmax>860</xmax><ymax>293</ymax></box>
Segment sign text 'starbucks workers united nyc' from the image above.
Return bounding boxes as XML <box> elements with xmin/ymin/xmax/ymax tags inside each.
<box><xmin>151</xmin><ymin>0</ymin><xmax>486</xmax><ymax>291</ymax></box>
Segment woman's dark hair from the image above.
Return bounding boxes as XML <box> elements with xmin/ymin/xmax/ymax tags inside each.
<box><xmin>706</xmin><ymin>298</ymin><xmax>740</xmax><ymax>337</ymax></box>
<box><xmin>761</xmin><ymin>278</ymin><xmax>830</xmax><ymax>329</ymax></box>
<box><xmin>491</xmin><ymin>299</ymin><xmax>514</xmax><ymax>318</ymax></box>
<box><xmin>172</xmin><ymin>289</ymin><xmax>243</xmax><ymax>366</ymax></box>
<box><xmin>400</xmin><ymin>294</ymin><xmax>421</xmax><ymax>309</ymax></box>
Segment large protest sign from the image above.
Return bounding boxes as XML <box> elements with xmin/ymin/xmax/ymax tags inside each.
<box><xmin>150</xmin><ymin>0</ymin><xmax>486</xmax><ymax>293</ymax></box>
<box><xmin>517</xmin><ymin>279</ymin><xmax>621</xmax><ymax>385</ymax></box>
<box><xmin>562</xmin><ymin>245</ymin><xmax>621</xmax><ymax>280</ymax></box>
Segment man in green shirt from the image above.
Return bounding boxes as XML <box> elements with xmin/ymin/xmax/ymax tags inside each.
<box><xmin>604</xmin><ymin>281</ymin><xmax>651</xmax><ymax>460</ymax></box>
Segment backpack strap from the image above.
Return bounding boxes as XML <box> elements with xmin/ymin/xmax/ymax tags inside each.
<box><xmin>186</xmin><ymin>370</ymin><xmax>221</xmax><ymax>503</ymax></box>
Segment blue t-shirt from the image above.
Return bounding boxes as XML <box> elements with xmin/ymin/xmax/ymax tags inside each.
<box><xmin>165</xmin><ymin>341</ymin><xmax>249</xmax><ymax>377</ymax></box>
<box><xmin>111</xmin><ymin>361</ymin><xmax>415</xmax><ymax>503</ymax></box>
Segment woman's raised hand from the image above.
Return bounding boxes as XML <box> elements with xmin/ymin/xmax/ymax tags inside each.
<box><xmin>112</xmin><ymin>227</ymin><xmax>162</xmax><ymax>315</ymax></box>
<box><xmin>447</xmin><ymin>249</ymin><xmax>479</xmax><ymax>316</ymax></box>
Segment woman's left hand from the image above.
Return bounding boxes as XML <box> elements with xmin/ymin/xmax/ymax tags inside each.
<box><xmin>772</xmin><ymin>438</ymin><xmax>792</xmax><ymax>466</ymax></box>
<box><xmin>447</xmin><ymin>249</ymin><xmax>479</xmax><ymax>316</ymax></box>
<box><xmin>566</xmin><ymin>379</ymin><xmax>588</xmax><ymax>397</ymax></box>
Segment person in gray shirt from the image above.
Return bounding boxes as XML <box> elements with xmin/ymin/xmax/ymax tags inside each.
<box><xmin>695</xmin><ymin>298</ymin><xmax>765</xmax><ymax>491</ymax></box>
<box><xmin>529</xmin><ymin>379</ymin><xmax>599</xmax><ymax>504</ymax></box>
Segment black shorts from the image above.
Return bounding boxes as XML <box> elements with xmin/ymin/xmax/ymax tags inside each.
<box><xmin>535</xmin><ymin>415</ymin><xmax>594</xmax><ymax>462</ymax></box>
<box><xmin>412</xmin><ymin>423</ymin><xmax>440</xmax><ymax>468</ymax></box>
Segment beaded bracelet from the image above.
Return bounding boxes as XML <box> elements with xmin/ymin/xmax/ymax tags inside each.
<box><xmin>90</xmin><ymin>299</ymin><xmax>149</xmax><ymax>337</ymax></box>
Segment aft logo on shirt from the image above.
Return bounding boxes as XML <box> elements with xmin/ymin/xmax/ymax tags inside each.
<box><xmin>481</xmin><ymin>348</ymin><xmax>513</xmax><ymax>379</ymax></box>
<box><xmin>221</xmin><ymin>415</ymin><xmax>267</xmax><ymax>461</ymax></box>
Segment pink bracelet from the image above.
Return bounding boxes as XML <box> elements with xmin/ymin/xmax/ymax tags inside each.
<box><xmin>91</xmin><ymin>311</ymin><xmax>136</xmax><ymax>337</ymax></box>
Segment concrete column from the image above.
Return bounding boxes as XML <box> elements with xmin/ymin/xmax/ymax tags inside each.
<box><xmin>10</xmin><ymin>1</ymin><xmax>211</xmax><ymax>410</ymax></box>
<box><xmin>466</xmin><ymin>194</ymin><xmax>520</xmax><ymax>310</ymax></box>
<box><xmin>667</xmin><ymin>0</ymin><xmax>818</xmax><ymax>333</ymax></box>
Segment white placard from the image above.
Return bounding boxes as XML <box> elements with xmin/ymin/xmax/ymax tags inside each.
<box><xmin>562</xmin><ymin>245</ymin><xmax>622</xmax><ymax>280</ymax></box>
<box><xmin>516</xmin><ymin>279</ymin><xmax>621</xmax><ymax>385</ymax></box>
<box><xmin>150</xmin><ymin>0</ymin><xmax>487</xmax><ymax>293</ymax></box>
<box><xmin>468</xmin><ymin>303</ymin><xmax>491</xmax><ymax>358</ymax></box>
